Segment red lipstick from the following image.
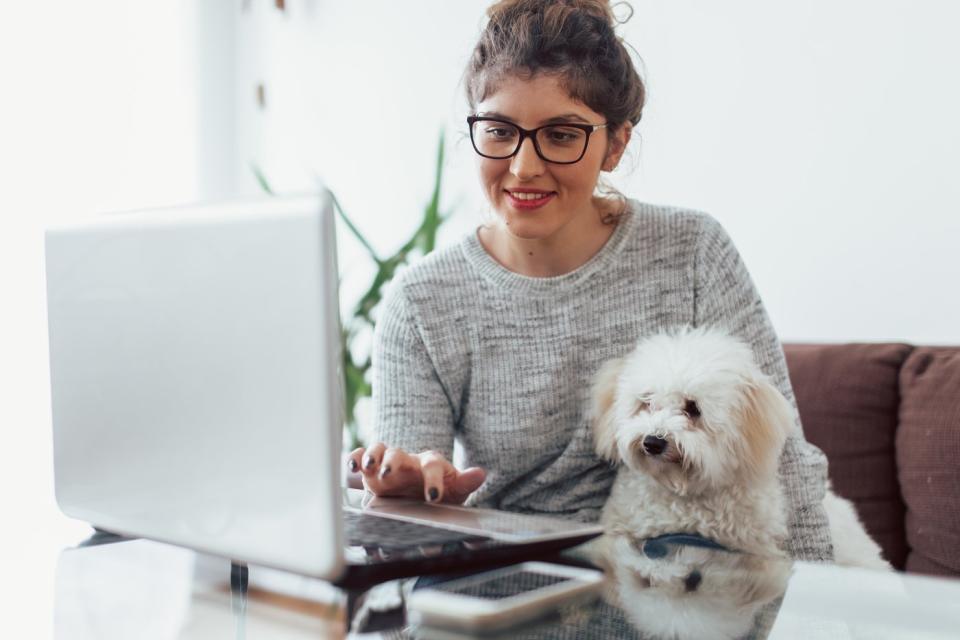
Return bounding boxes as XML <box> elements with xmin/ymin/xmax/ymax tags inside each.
<box><xmin>504</xmin><ymin>188</ymin><xmax>556</xmax><ymax>210</ymax></box>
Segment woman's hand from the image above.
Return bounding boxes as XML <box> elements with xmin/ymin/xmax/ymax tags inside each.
<box><xmin>347</xmin><ymin>442</ymin><xmax>486</xmax><ymax>504</ymax></box>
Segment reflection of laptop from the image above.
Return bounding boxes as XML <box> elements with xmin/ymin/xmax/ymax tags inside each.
<box><xmin>45</xmin><ymin>193</ymin><xmax>601</xmax><ymax>585</ymax></box>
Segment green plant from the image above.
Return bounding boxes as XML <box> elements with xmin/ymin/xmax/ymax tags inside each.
<box><xmin>253</xmin><ymin>131</ymin><xmax>449</xmax><ymax>449</ymax></box>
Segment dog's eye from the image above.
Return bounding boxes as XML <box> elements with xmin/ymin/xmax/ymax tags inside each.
<box><xmin>683</xmin><ymin>400</ymin><xmax>701</xmax><ymax>419</ymax></box>
<box><xmin>632</xmin><ymin>400</ymin><xmax>650</xmax><ymax>416</ymax></box>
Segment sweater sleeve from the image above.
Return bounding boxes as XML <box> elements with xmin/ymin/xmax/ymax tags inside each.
<box><xmin>692</xmin><ymin>215</ymin><xmax>834</xmax><ymax>561</ymax></box>
<box><xmin>371</xmin><ymin>280</ymin><xmax>456</xmax><ymax>460</ymax></box>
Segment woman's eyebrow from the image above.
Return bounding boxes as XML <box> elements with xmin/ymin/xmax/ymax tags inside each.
<box><xmin>542</xmin><ymin>113</ymin><xmax>591</xmax><ymax>124</ymax></box>
<box><xmin>475</xmin><ymin>111</ymin><xmax>592</xmax><ymax>125</ymax></box>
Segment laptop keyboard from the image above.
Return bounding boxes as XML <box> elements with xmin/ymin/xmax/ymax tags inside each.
<box><xmin>344</xmin><ymin>510</ymin><xmax>488</xmax><ymax>548</ymax></box>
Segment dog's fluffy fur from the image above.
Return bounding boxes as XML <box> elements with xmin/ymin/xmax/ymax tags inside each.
<box><xmin>588</xmin><ymin>327</ymin><xmax>889</xmax><ymax>638</ymax></box>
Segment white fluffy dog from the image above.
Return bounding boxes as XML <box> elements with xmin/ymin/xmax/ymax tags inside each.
<box><xmin>588</xmin><ymin>328</ymin><xmax>889</xmax><ymax>638</ymax></box>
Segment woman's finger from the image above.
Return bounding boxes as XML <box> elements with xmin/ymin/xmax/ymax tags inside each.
<box><xmin>419</xmin><ymin>451</ymin><xmax>453</xmax><ymax>503</ymax></box>
<box><xmin>347</xmin><ymin>447</ymin><xmax>365</xmax><ymax>474</ymax></box>
<box><xmin>360</xmin><ymin>447</ymin><xmax>424</xmax><ymax>498</ymax></box>
<box><xmin>362</xmin><ymin>442</ymin><xmax>386</xmax><ymax>476</ymax></box>
<box><xmin>449</xmin><ymin>466</ymin><xmax>486</xmax><ymax>503</ymax></box>
<box><xmin>379</xmin><ymin>447</ymin><xmax>417</xmax><ymax>483</ymax></box>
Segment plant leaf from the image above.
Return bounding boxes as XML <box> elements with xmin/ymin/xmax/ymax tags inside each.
<box><xmin>319</xmin><ymin>178</ymin><xmax>382</xmax><ymax>265</ymax></box>
<box><xmin>251</xmin><ymin>163</ymin><xmax>274</xmax><ymax>195</ymax></box>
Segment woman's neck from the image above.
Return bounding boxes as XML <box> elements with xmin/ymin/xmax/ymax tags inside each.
<box><xmin>478</xmin><ymin>199</ymin><xmax>621</xmax><ymax>278</ymax></box>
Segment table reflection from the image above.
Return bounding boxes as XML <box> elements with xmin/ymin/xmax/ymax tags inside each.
<box><xmin>408</xmin><ymin>536</ymin><xmax>792</xmax><ymax>640</ymax></box>
<box><xmin>600</xmin><ymin>534</ymin><xmax>790</xmax><ymax>640</ymax></box>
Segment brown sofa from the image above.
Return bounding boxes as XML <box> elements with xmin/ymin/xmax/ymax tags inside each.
<box><xmin>783</xmin><ymin>343</ymin><xmax>960</xmax><ymax>577</ymax></box>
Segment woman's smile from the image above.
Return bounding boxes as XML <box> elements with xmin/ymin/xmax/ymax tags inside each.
<box><xmin>504</xmin><ymin>188</ymin><xmax>556</xmax><ymax>210</ymax></box>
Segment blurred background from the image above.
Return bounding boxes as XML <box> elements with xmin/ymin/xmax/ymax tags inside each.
<box><xmin>1</xmin><ymin>0</ymin><xmax>958</xmax><ymax>635</ymax></box>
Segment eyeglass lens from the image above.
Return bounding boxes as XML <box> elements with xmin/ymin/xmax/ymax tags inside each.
<box><xmin>471</xmin><ymin>121</ymin><xmax>589</xmax><ymax>163</ymax></box>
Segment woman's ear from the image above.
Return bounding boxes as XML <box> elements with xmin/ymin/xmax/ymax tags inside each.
<box><xmin>590</xmin><ymin>357</ymin><xmax>626</xmax><ymax>462</ymax></box>
<box><xmin>602</xmin><ymin>122</ymin><xmax>632</xmax><ymax>172</ymax></box>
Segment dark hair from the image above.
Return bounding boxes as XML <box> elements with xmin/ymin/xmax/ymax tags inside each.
<box><xmin>464</xmin><ymin>0</ymin><xmax>645</xmax><ymax>133</ymax></box>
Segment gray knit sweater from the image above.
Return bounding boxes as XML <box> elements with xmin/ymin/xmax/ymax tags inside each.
<box><xmin>372</xmin><ymin>200</ymin><xmax>833</xmax><ymax>561</ymax></box>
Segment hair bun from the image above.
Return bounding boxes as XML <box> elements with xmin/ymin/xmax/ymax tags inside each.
<box><xmin>487</xmin><ymin>0</ymin><xmax>633</xmax><ymax>28</ymax></box>
<box><xmin>467</xmin><ymin>0</ymin><xmax>645</xmax><ymax>128</ymax></box>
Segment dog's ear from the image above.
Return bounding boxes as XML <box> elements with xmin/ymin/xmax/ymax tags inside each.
<box><xmin>590</xmin><ymin>357</ymin><xmax>626</xmax><ymax>462</ymax></box>
<box><xmin>737</xmin><ymin>377</ymin><xmax>794</xmax><ymax>480</ymax></box>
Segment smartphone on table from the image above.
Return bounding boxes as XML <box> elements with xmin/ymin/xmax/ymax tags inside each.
<box><xmin>406</xmin><ymin>561</ymin><xmax>604</xmax><ymax>636</ymax></box>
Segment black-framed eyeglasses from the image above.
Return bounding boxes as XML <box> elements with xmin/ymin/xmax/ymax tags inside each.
<box><xmin>467</xmin><ymin>116</ymin><xmax>608</xmax><ymax>165</ymax></box>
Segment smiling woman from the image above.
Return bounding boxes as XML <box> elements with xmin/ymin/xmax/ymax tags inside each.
<box><xmin>349</xmin><ymin>0</ymin><xmax>834</xmax><ymax>604</ymax></box>
<box><xmin>462</xmin><ymin>0</ymin><xmax>641</xmax><ymax>276</ymax></box>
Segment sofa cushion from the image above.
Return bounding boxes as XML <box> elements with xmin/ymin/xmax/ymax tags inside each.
<box><xmin>897</xmin><ymin>347</ymin><xmax>960</xmax><ymax>577</ymax></box>
<box><xmin>783</xmin><ymin>343</ymin><xmax>912</xmax><ymax>569</ymax></box>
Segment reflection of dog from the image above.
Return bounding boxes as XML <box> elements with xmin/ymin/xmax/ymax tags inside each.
<box><xmin>596</xmin><ymin>537</ymin><xmax>792</xmax><ymax>640</ymax></box>
<box><xmin>588</xmin><ymin>329</ymin><xmax>890</xmax><ymax>619</ymax></box>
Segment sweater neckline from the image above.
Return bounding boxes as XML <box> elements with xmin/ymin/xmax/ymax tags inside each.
<box><xmin>460</xmin><ymin>201</ymin><xmax>638</xmax><ymax>296</ymax></box>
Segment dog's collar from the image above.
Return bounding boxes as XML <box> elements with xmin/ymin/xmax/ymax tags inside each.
<box><xmin>638</xmin><ymin>533</ymin><xmax>732</xmax><ymax>559</ymax></box>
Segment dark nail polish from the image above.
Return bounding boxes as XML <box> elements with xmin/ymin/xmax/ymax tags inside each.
<box><xmin>364</xmin><ymin>456</ymin><xmax>375</xmax><ymax>469</ymax></box>
<box><xmin>380</xmin><ymin>465</ymin><xmax>391</xmax><ymax>479</ymax></box>
<box><xmin>348</xmin><ymin>459</ymin><xmax>358</xmax><ymax>472</ymax></box>
<box><xmin>428</xmin><ymin>487</ymin><xmax>439</xmax><ymax>502</ymax></box>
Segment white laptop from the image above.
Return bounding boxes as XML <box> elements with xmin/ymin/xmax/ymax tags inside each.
<box><xmin>45</xmin><ymin>193</ymin><xmax>602</xmax><ymax>583</ymax></box>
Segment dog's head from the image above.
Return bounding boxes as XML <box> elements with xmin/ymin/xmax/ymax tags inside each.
<box><xmin>590</xmin><ymin>327</ymin><xmax>794</xmax><ymax>496</ymax></box>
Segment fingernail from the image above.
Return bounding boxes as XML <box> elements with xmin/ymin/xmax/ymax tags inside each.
<box><xmin>364</xmin><ymin>456</ymin><xmax>375</xmax><ymax>469</ymax></box>
<box><xmin>428</xmin><ymin>487</ymin><xmax>439</xmax><ymax>502</ymax></box>
<box><xmin>380</xmin><ymin>465</ymin><xmax>391</xmax><ymax>479</ymax></box>
<box><xmin>348</xmin><ymin>459</ymin><xmax>358</xmax><ymax>472</ymax></box>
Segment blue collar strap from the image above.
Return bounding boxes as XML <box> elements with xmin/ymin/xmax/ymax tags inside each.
<box><xmin>641</xmin><ymin>533</ymin><xmax>732</xmax><ymax>559</ymax></box>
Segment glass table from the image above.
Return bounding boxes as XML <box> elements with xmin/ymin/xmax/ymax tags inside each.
<box><xmin>52</xmin><ymin>532</ymin><xmax>960</xmax><ymax>639</ymax></box>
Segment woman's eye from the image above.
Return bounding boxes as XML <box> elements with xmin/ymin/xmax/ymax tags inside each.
<box><xmin>543</xmin><ymin>126</ymin><xmax>584</xmax><ymax>145</ymax></box>
<box><xmin>683</xmin><ymin>400</ymin><xmax>701</xmax><ymax>418</ymax></box>
<box><xmin>483</xmin><ymin>127</ymin><xmax>516</xmax><ymax>140</ymax></box>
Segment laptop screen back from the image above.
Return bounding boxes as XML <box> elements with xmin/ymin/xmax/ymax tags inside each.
<box><xmin>45</xmin><ymin>194</ymin><xmax>345</xmax><ymax>578</ymax></box>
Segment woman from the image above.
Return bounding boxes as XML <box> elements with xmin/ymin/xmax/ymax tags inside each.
<box><xmin>347</xmin><ymin>0</ymin><xmax>832</xmax><ymax>563</ymax></box>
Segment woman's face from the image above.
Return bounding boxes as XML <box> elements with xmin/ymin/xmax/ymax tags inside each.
<box><xmin>474</xmin><ymin>73</ymin><xmax>629</xmax><ymax>242</ymax></box>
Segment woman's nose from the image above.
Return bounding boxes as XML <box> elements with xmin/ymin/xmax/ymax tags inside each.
<box><xmin>509</xmin><ymin>137</ymin><xmax>545</xmax><ymax>179</ymax></box>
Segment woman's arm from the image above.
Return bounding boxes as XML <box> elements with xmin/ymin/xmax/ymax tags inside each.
<box><xmin>692</xmin><ymin>214</ymin><xmax>834</xmax><ymax>561</ymax></box>
<box><xmin>372</xmin><ymin>281</ymin><xmax>457</xmax><ymax>458</ymax></box>
<box><xmin>356</xmin><ymin>278</ymin><xmax>483</xmax><ymax>503</ymax></box>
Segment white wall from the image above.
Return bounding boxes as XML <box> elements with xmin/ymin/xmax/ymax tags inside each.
<box><xmin>0</xmin><ymin>2</ymin><xmax>201</xmax><ymax>635</ymax></box>
<box><xmin>232</xmin><ymin>0</ymin><xmax>959</xmax><ymax>344</ymax></box>
<box><xmin>618</xmin><ymin>1</ymin><xmax>960</xmax><ymax>343</ymax></box>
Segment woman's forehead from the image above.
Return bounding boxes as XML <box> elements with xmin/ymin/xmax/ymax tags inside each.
<box><xmin>475</xmin><ymin>73</ymin><xmax>601</xmax><ymax>126</ymax></box>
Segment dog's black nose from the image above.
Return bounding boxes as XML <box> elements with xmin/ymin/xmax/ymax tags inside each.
<box><xmin>642</xmin><ymin>435</ymin><xmax>667</xmax><ymax>455</ymax></box>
